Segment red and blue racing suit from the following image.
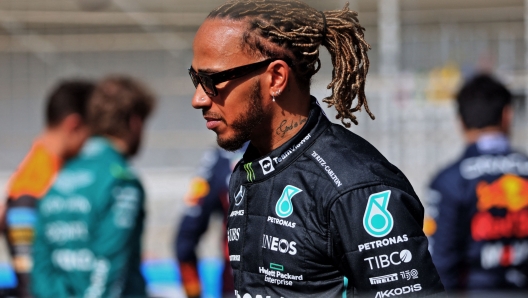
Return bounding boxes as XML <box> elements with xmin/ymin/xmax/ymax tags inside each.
<box><xmin>426</xmin><ymin>133</ymin><xmax>528</xmax><ymax>293</ymax></box>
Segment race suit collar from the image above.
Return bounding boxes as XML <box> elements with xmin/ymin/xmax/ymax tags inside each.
<box><xmin>476</xmin><ymin>132</ymin><xmax>509</xmax><ymax>154</ymax></box>
<box><xmin>464</xmin><ymin>132</ymin><xmax>511</xmax><ymax>158</ymax></box>
<box><xmin>239</xmin><ymin>96</ymin><xmax>330</xmax><ymax>183</ymax></box>
<box><xmin>80</xmin><ymin>136</ymin><xmax>126</xmax><ymax>161</ymax></box>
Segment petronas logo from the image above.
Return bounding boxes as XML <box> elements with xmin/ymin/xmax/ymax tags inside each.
<box><xmin>244</xmin><ymin>162</ymin><xmax>255</xmax><ymax>182</ymax></box>
<box><xmin>275</xmin><ymin>185</ymin><xmax>302</xmax><ymax>218</ymax></box>
<box><xmin>363</xmin><ymin>190</ymin><xmax>393</xmax><ymax>237</ymax></box>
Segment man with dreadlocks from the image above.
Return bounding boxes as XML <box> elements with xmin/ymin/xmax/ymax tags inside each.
<box><xmin>189</xmin><ymin>0</ymin><xmax>445</xmax><ymax>297</ymax></box>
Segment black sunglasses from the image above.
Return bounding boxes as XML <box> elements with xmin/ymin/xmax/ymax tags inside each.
<box><xmin>188</xmin><ymin>58</ymin><xmax>291</xmax><ymax>97</ymax></box>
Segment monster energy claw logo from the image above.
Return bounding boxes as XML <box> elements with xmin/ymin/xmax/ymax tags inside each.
<box><xmin>363</xmin><ymin>190</ymin><xmax>394</xmax><ymax>237</ymax></box>
<box><xmin>244</xmin><ymin>162</ymin><xmax>255</xmax><ymax>182</ymax></box>
<box><xmin>275</xmin><ymin>185</ymin><xmax>302</xmax><ymax>218</ymax></box>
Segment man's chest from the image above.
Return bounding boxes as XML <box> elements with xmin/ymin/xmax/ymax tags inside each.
<box><xmin>227</xmin><ymin>180</ymin><xmax>335</xmax><ymax>288</ymax></box>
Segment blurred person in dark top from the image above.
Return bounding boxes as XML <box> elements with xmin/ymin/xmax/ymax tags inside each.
<box><xmin>425</xmin><ymin>74</ymin><xmax>528</xmax><ymax>295</ymax></box>
<box><xmin>175</xmin><ymin>146</ymin><xmax>244</xmax><ymax>298</ymax></box>
<box><xmin>31</xmin><ymin>75</ymin><xmax>156</xmax><ymax>298</ymax></box>
<box><xmin>1</xmin><ymin>79</ymin><xmax>94</xmax><ymax>298</ymax></box>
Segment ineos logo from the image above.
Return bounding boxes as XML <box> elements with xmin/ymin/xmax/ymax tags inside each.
<box><xmin>262</xmin><ymin>234</ymin><xmax>297</xmax><ymax>255</ymax></box>
<box><xmin>259</xmin><ymin>157</ymin><xmax>275</xmax><ymax>175</ymax></box>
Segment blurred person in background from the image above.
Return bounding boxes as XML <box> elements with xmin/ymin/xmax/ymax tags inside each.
<box><xmin>1</xmin><ymin>79</ymin><xmax>94</xmax><ymax>298</ymax></box>
<box><xmin>425</xmin><ymin>74</ymin><xmax>528</xmax><ymax>295</ymax></box>
<box><xmin>175</xmin><ymin>146</ymin><xmax>245</xmax><ymax>298</ymax></box>
<box><xmin>31</xmin><ymin>75</ymin><xmax>156</xmax><ymax>298</ymax></box>
<box><xmin>189</xmin><ymin>0</ymin><xmax>445</xmax><ymax>296</ymax></box>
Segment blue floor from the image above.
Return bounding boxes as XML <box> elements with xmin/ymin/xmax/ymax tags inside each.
<box><xmin>0</xmin><ymin>258</ymin><xmax>224</xmax><ymax>298</ymax></box>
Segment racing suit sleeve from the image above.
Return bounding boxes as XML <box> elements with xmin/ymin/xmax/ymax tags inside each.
<box><xmin>329</xmin><ymin>185</ymin><xmax>445</xmax><ymax>297</ymax></box>
<box><xmin>6</xmin><ymin>195</ymin><xmax>38</xmax><ymax>298</ymax></box>
<box><xmin>175</xmin><ymin>152</ymin><xmax>225</xmax><ymax>298</ymax></box>
<box><xmin>84</xmin><ymin>180</ymin><xmax>145</xmax><ymax>298</ymax></box>
<box><xmin>426</xmin><ymin>179</ymin><xmax>468</xmax><ymax>291</ymax></box>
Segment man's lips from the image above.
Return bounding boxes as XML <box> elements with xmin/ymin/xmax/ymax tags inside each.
<box><xmin>204</xmin><ymin>117</ymin><xmax>222</xmax><ymax>130</ymax></box>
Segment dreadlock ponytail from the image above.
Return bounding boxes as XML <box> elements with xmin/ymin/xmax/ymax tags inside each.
<box><xmin>320</xmin><ymin>4</ymin><xmax>374</xmax><ymax>127</ymax></box>
<box><xmin>209</xmin><ymin>0</ymin><xmax>373</xmax><ymax>127</ymax></box>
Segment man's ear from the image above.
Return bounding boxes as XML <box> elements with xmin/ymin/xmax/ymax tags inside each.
<box><xmin>60</xmin><ymin>113</ymin><xmax>84</xmax><ymax>133</ymax></box>
<box><xmin>457</xmin><ymin>116</ymin><xmax>467</xmax><ymax>132</ymax></box>
<box><xmin>502</xmin><ymin>105</ymin><xmax>513</xmax><ymax>133</ymax></box>
<box><xmin>267</xmin><ymin>60</ymin><xmax>290</xmax><ymax>98</ymax></box>
<box><xmin>129</xmin><ymin>114</ymin><xmax>144</xmax><ymax>134</ymax></box>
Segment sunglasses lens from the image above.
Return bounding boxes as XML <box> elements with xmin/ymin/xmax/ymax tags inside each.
<box><xmin>200</xmin><ymin>76</ymin><xmax>216</xmax><ymax>96</ymax></box>
<box><xmin>189</xmin><ymin>70</ymin><xmax>200</xmax><ymax>88</ymax></box>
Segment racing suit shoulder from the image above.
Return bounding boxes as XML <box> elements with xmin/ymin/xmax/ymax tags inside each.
<box><xmin>306</xmin><ymin>122</ymin><xmax>418</xmax><ymax>199</ymax></box>
<box><xmin>7</xmin><ymin>140</ymin><xmax>61</xmax><ymax>200</ymax></box>
<box><xmin>328</xmin><ymin>184</ymin><xmax>444</xmax><ymax>296</ymax></box>
<box><xmin>429</xmin><ymin>159</ymin><xmax>464</xmax><ymax>199</ymax></box>
<box><xmin>306</xmin><ymin>124</ymin><xmax>444</xmax><ymax>296</ymax></box>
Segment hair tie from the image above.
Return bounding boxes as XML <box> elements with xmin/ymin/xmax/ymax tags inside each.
<box><xmin>320</xmin><ymin>11</ymin><xmax>327</xmax><ymax>41</ymax></box>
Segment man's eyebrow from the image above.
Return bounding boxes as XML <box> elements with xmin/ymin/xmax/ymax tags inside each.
<box><xmin>194</xmin><ymin>66</ymin><xmax>221</xmax><ymax>74</ymax></box>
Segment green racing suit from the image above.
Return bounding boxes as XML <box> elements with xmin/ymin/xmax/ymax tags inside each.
<box><xmin>32</xmin><ymin>137</ymin><xmax>146</xmax><ymax>298</ymax></box>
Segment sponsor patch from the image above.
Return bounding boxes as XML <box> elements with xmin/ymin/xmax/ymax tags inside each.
<box><xmin>40</xmin><ymin>195</ymin><xmax>92</xmax><ymax>217</ymax></box>
<box><xmin>259</xmin><ymin>157</ymin><xmax>275</xmax><ymax>175</ymax></box>
<box><xmin>230</xmin><ymin>210</ymin><xmax>244</xmax><ymax>217</ymax></box>
<box><xmin>235</xmin><ymin>290</ymin><xmax>285</xmax><ymax>298</ymax></box>
<box><xmin>262</xmin><ymin>234</ymin><xmax>297</xmax><ymax>255</ymax></box>
<box><xmin>45</xmin><ymin>221</ymin><xmax>88</xmax><ymax>244</ymax></box>
<box><xmin>460</xmin><ymin>154</ymin><xmax>528</xmax><ymax>179</ymax></box>
<box><xmin>273</xmin><ymin>134</ymin><xmax>311</xmax><ymax>164</ymax></box>
<box><xmin>234</xmin><ymin>185</ymin><xmax>246</xmax><ymax>207</ymax></box>
<box><xmin>400</xmin><ymin>269</ymin><xmax>419</xmax><ymax>281</ymax></box>
<box><xmin>311</xmin><ymin>151</ymin><xmax>342</xmax><ymax>187</ymax></box>
<box><xmin>472</xmin><ymin>175</ymin><xmax>528</xmax><ymax>241</ymax></box>
<box><xmin>112</xmin><ymin>186</ymin><xmax>140</xmax><ymax>228</ymax></box>
<box><xmin>7</xmin><ymin>228</ymin><xmax>33</xmax><ymax>245</ymax></box>
<box><xmin>275</xmin><ymin>185</ymin><xmax>302</xmax><ymax>218</ymax></box>
<box><xmin>364</xmin><ymin>190</ymin><xmax>393</xmax><ymax>238</ymax></box>
<box><xmin>54</xmin><ymin>170</ymin><xmax>95</xmax><ymax>194</ymax></box>
<box><xmin>6</xmin><ymin>208</ymin><xmax>36</xmax><ymax>227</ymax></box>
<box><xmin>259</xmin><ymin>263</ymin><xmax>303</xmax><ymax>287</ymax></box>
<box><xmin>244</xmin><ymin>163</ymin><xmax>255</xmax><ymax>182</ymax></box>
<box><xmin>52</xmin><ymin>249</ymin><xmax>95</xmax><ymax>272</ymax></box>
<box><xmin>375</xmin><ymin>284</ymin><xmax>422</xmax><ymax>298</ymax></box>
<box><xmin>358</xmin><ymin>234</ymin><xmax>409</xmax><ymax>252</ymax></box>
<box><xmin>364</xmin><ymin>250</ymin><xmax>413</xmax><ymax>270</ymax></box>
<box><xmin>267</xmin><ymin>216</ymin><xmax>296</xmax><ymax>228</ymax></box>
<box><xmin>481</xmin><ymin>240</ymin><xmax>528</xmax><ymax>269</ymax></box>
<box><xmin>369</xmin><ymin>273</ymin><xmax>398</xmax><ymax>285</ymax></box>
<box><xmin>228</xmin><ymin>228</ymin><xmax>240</xmax><ymax>242</ymax></box>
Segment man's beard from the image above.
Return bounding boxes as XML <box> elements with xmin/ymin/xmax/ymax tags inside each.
<box><xmin>217</xmin><ymin>81</ymin><xmax>265</xmax><ymax>151</ymax></box>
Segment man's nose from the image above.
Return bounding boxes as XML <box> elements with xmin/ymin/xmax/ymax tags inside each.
<box><xmin>191</xmin><ymin>86</ymin><xmax>211</xmax><ymax>109</ymax></box>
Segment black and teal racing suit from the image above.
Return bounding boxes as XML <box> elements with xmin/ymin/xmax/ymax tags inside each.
<box><xmin>227</xmin><ymin>98</ymin><xmax>445</xmax><ymax>297</ymax></box>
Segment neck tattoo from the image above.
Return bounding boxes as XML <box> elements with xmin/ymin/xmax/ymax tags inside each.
<box><xmin>276</xmin><ymin>117</ymin><xmax>307</xmax><ymax>138</ymax></box>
